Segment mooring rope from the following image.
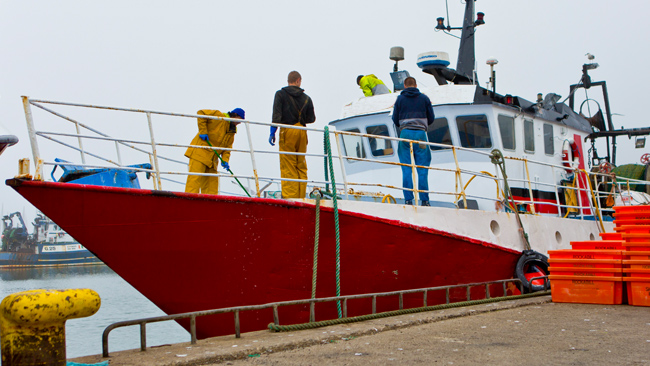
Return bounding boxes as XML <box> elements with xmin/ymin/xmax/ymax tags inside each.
<box><xmin>310</xmin><ymin>190</ymin><xmax>322</xmax><ymax>300</ymax></box>
<box><xmin>323</xmin><ymin>126</ymin><xmax>342</xmax><ymax>318</ymax></box>
<box><xmin>490</xmin><ymin>149</ymin><xmax>531</xmax><ymax>250</ymax></box>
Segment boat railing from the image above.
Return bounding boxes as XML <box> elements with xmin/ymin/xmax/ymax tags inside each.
<box><xmin>20</xmin><ymin>96</ymin><xmax>646</xmax><ymax>222</ymax></box>
<box><xmin>100</xmin><ymin>277</ymin><xmax>545</xmax><ymax>357</ymax></box>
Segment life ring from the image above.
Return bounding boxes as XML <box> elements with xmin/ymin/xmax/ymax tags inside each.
<box><xmin>515</xmin><ymin>250</ymin><xmax>550</xmax><ymax>293</ymax></box>
<box><xmin>561</xmin><ymin>139</ymin><xmax>580</xmax><ymax>172</ymax></box>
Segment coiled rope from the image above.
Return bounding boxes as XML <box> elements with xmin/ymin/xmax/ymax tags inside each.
<box><xmin>268</xmin><ymin>290</ymin><xmax>550</xmax><ymax>332</ymax></box>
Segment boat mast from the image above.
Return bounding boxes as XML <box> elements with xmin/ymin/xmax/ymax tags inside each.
<box><xmin>456</xmin><ymin>0</ymin><xmax>478</xmax><ymax>84</ymax></box>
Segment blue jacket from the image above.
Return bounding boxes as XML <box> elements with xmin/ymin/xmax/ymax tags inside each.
<box><xmin>392</xmin><ymin>87</ymin><xmax>435</xmax><ymax>131</ymax></box>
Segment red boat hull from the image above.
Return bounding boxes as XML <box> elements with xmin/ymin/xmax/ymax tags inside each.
<box><xmin>7</xmin><ymin>179</ymin><xmax>520</xmax><ymax>338</ymax></box>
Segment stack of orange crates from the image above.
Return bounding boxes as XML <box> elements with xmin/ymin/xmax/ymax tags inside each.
<box><xmin>614</xmin><ymin>205</ymin><xmax>650</xmax><ymax>306</ymax></box>
<box><xmin>548</xmin><ymin>246</ymin><xmax>624</xmax><ymax>304</ymax></box>
<box><xmin>547</xmin><ymin>205</ymin><xmax>650</xmax><ymax>306</ymax></box>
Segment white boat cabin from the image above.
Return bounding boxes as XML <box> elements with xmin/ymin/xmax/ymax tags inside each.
<box><xmin>329</xmin><ymin>83</ymin><xmax>593</xmax><ymax>214</ymax></box>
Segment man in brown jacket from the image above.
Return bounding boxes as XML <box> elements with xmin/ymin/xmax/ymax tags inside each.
<box><xmin>185</xmin><ymin>108</ymin><xmax>244</xmax><ymax>194</ymax></box>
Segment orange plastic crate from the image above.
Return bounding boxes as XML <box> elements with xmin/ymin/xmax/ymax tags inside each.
<box><xmin>570</xmin><ymin>240</ymin><xmax>623</xmax><ymax>250</ymax></box>
<box><xmin>548</xmin><ymin>258</ymin><xmax>621</xmax><ymax>269</ymax></box>
<box><xmin>622</xmin><ymin>240</ymin><xmax>650</xmax><ymax>251</ymax></box>
<box><xmin>623</xmin><ymin>268</ymin><xmax>650</xmax><ymax>278</ymax></box>
<box><xmin>614</xmin><ymin>205</ymin><xmax>650</xmax><ymax>213</ymax></box>
<box><xmin>614</xmin><ymin>219</ymin><xmax>650</xmax><ymax>227</ymax></box>
<box><xmin>621</xmin><ymin>233</ymin><xmax>650</xmax><ymax>241</ymax></box>
<box><xmin>623</xmin><ymin>277</ymin><xmax>650</xmax><ymax>306</ymax></box>
<box><xmin>548</xmin><ymin>249</ymin><xmax>624</xmax><ymax>260</ymax></box>
<box><xmin>624</xmin><ymin>251</ymin><xmax>650</xmax><ymax>260</ymax></box>
<box><xmin>549</xmin><ymin>275</ymin><xmax>623</xmax><ymax>304</ymax></box>
<box><xmin>612</xmin><ymin>211</ymin><xmax>650</xmax><ymax>221</ymax></box>
<box><xmin>549</xmin><ymin>266</ymin><xmax>622</xmax><ymax>277</ymax></box>
<box><xmin>599</xmin><ymin>232</ymin><xmax>623</xmax><ymax>240</ymax></box>
<box><xmin>622</xmin><ymin>259</ymin><xmax>650</xmax><ymax>269</ymax></box>
<box><xmin>614</xmin><ymin>225</ymin><xmax>650</xmax><ymax>234</ymax></box>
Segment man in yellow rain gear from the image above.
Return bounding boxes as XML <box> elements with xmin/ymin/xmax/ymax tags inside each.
<box><xmin>184</xmin><ymin>108</ymin><xmax>245</xmax><ymax>194</ymax></box>
<box><xmin>269</xmin><ymin>71</ymin><xmax>316</xmax><ymax>198</ymax></box>
<box><xmin>357</xmin><ymin>74</ymin><xmax>390</xmax><ymax>97</ymax></box>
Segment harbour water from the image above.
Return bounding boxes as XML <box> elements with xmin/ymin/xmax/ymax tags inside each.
<box><xmin>0</xmin><ymin>265</ymin><xmax>189</xmax><ymax>358</ymax></box>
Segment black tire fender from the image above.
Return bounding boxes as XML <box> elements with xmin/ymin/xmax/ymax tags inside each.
<box><xmin>515</xmin><ymin>250</ymin><xmax>550</xmax><ymax>292</ymax></box>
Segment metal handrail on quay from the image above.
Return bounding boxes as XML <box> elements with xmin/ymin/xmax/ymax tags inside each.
<box><xmin>101</xmin><ymin>277</ymin><xmax>549</xmax><ymax>357</ymax></box>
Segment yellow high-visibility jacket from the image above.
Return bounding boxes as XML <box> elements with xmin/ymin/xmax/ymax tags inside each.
<box><xmin>184</xmin><ymin>110</ymin><xmax>236</xmax><ymax>167</ymax></box>
<box><xmin>359</xmin><ymin>74</ymin><xmax>387</xmax><ymax>97</ymax></box>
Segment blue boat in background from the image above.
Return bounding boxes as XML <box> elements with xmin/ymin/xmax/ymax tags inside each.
<box><xmin>0</xmin><ymin>160</ymin><xmax>151</xmax><ymax>267</ymax></box>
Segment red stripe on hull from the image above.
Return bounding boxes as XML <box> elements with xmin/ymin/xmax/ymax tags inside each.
<box><xmin>7</xmin><ymin>179</ymin><xmax>519</xmax><ymax>338</ymax></box>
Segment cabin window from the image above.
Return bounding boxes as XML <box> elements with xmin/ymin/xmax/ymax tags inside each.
<box><xmin>524</xmin><ymin>119</ymin><xmax>535</xmax><ymax>152</ymax></box>
<box><xmin>456</xmin><ymin>114</ymin><xmax>492</xmax><ymax>149</ymax></box>
<box><xmin>340</xmin><ymin>128</ymin><xmax>366</xmax><ymax>162</ymax></box>
<box><xmin>427</xmin><ymin>117</ymin><xmax>452</xmax><ymax>151</ymax></box>
<box><xmin>497</xmin><ymin>115</ymin><xmax>515</xmax><ymax>150</ymax></box>
<box><xmin>543</xmin><ymin>123</ymin><xmax>554</xmax><ymax>155</ymax></box>
<box><xmin>365</xmin><ymin>125</ymin><xmax>394</xmax><ymax>157</ymax></box>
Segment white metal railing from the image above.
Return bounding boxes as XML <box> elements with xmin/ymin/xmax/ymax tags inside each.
<box><xmin>20</xmin><ymin>96</ymin><xmax>648</xmax><ymax>222</ymax></box>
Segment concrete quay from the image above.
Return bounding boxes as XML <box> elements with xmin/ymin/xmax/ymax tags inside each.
<box><xmin>71</xmin><ymin>296</ymin><xmax>650</xmax><ymax>365</ymax></box>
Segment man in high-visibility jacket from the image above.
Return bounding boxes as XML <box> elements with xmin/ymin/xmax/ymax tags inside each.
<box><xmin>269</xmin><ymin>71</ymin><xmax>316</xmax><ymax>199</ymax></box>
<box><xmin>184</xmin><ymin>108</ymin><xmax>245</xmax><ymax>194</ymax></box>
<box><xmin>357</xmin><ymin>74</ymin><xmax>390</xmax><ymax>97</ymax></box>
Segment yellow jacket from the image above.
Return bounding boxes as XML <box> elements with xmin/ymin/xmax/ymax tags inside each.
<box><xmin>184</xmin><ymin>110</ymin><xmax>236</xmax><ymax>167</ymax></box>
<box><xmin>359</xmin><ymin>74</ymin><xmax>387</xmax><ymax>97</ymax></box>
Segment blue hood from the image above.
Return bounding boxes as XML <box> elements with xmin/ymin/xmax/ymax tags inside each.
<box><xmin>401</xmin><ymin>87</ymin><xmax>421</xmax><ymax>97</ymax></box>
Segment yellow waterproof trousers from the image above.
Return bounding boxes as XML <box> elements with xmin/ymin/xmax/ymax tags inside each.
<box><xmin>279</xmin><ymin>124</ymin><xmax>308</xmax><ymax>198</ymax></box>
<box><xmin>185</xmin><ymin>158</ymin><xmax>219</xmax><ymax>194</ymax></box>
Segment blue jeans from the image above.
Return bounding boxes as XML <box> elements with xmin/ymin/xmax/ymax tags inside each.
<box><xmin>398</xmin><ymin>129</ymin><xmax>432</xmax><ymax>202</ymax></box>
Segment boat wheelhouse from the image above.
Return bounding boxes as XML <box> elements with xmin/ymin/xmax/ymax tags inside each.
<box><xmin>332</xmin><ymin>82</ymin><xmax>593</xmax><ymax>214</ymax></box>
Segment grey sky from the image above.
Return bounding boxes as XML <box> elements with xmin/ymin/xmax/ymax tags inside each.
<box><xmin>1</xmin><ymin>0</ymin><xmax>648</xmax><ymax>222</ymax></box>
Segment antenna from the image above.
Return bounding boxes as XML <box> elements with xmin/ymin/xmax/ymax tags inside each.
<box><xmin>486</xmin><ymin>58</ymin><xmax>498</xmax><ymax>95</ymax></box>
<box><xmin>389</xmin><ymin>47</ymin><xmax>405</xmax><ymax>72</ymax></box>
<box><xmin>435</xmin><ymin>0</ymin><xmax>485</xmax><ymax>84</ymax></box>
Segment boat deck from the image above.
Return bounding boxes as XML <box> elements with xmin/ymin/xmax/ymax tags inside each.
<box><xmin>70</xmin><ymin>296</ymin><xmax>650</xmax><ymax>365</ymax></box>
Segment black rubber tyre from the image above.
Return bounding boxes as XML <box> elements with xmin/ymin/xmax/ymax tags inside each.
<box><xmin>515</xmin><ymin>250</ymin><xmax>550</xmax><ymax>293</ymax></box>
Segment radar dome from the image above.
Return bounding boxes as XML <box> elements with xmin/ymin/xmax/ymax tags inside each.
<box><xmin>417</xmin><ymin>52</ymin><xmax>450</xmax><ymax>69</ymax></box>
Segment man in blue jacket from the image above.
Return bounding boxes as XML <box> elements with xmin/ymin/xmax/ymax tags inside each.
<box><xmin>392</xmin><ymin>77</ymin><xmax>435</xmax><ymax>206</ymax></box>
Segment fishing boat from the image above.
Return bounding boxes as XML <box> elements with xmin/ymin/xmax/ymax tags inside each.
<box><xmin>5</xmin><ymin>1</ymin><xmax>650</xmax><ymax>339</ymax></box>
<box><xmin>0</xmin><ymin>211</ymin><xmax>102</xmax><ymax>268</ymax></box>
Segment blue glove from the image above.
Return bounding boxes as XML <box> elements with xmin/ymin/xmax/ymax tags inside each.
<box><xmin>269</xmin><ymin>126</ymin><xmax>278</xmax><ymax>146</ymax></box>
<box><xmin>221</xmin><ymin>161</ymin><xmax>230</xmax><ymax>171</ymax></box>
<box><xmin>199</xmin><ymin>134</ymin><xmax>209</xmax><ymax>142</ymax></box>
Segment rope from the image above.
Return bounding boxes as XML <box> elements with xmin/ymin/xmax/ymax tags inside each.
<box><xmin>490</xmin><ymin>149</ymin><xmax>531</xmax><ymax>250</ymax></box>
<box><xmin>324</xmin><ymin>126</ymin><xmax>342</xmax><ymax>318</ymax></box>
<box><xmin>323</xmin><ymin>134</ymin><xmax>330</xmax><ymax>193</ymax></box>
<box><xmin>268</xmin><ymin>290</ymin><xmax>550</xmax><ymax>332</ymax></box>
<box><xmin>381</xmin><ymin>194</ymin><xmax>396</xmax><ymax>204</ymax></box>
<box><xmin>310</xmin><ymin>190</ymin><xmax>322</xmax><ymax>299</ymax></box>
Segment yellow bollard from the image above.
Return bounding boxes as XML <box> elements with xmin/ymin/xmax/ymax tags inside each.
<box><xmin>1</xmin><ymin>289</ymin><xmax>101</xmax><ymax>366</ymax></box>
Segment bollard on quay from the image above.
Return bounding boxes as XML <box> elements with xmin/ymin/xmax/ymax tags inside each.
<box><xmin>1</xmin><ymin>288</ymin><xmax>101</xmax><ymax>366</ymax></box>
